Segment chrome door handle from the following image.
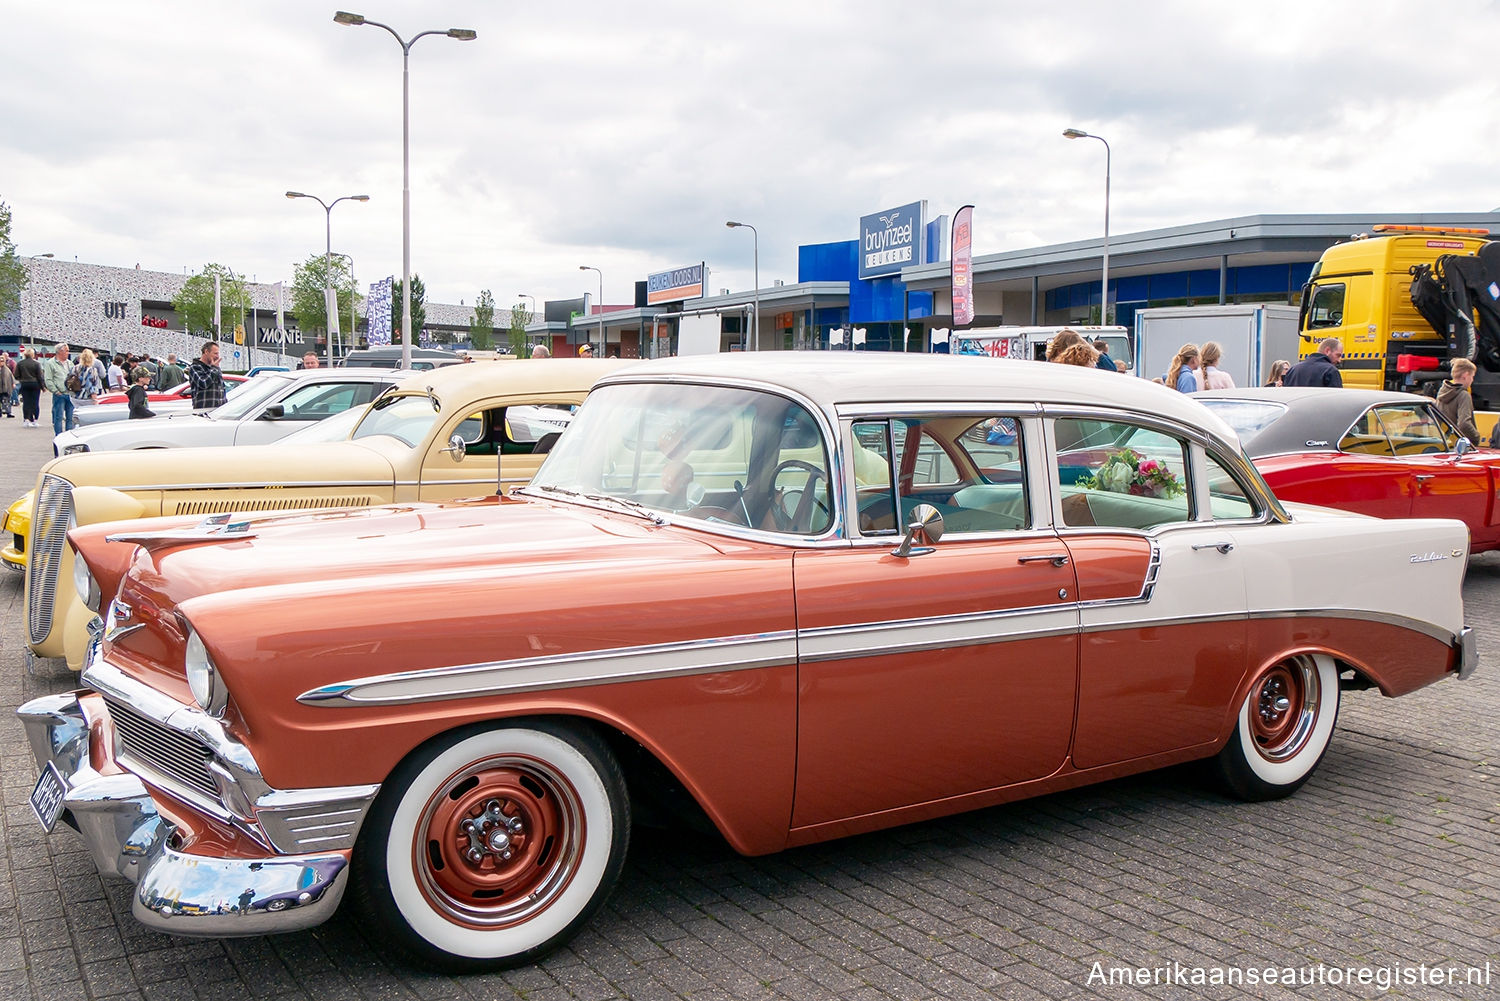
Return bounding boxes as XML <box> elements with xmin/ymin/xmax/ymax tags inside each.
<box><xmin>1018</xmin><ymin>554</ymin><xmax>1070</xmax><ymax>567</ymax></box>
<box><xmin>1192</xmin><ymin>542</ymin><xmax>1235</xmax><ymax>554</ymax></box>
<box><xmin>1413</xmin><ymin>474</ymin><xmax>1435</xmax><ymax>483</ymax></box>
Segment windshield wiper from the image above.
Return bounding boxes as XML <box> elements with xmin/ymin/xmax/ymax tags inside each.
<box><xmin>534</xmin><ymin>485</ymin><xmax>665</xmax><ymax>525</ymax></box>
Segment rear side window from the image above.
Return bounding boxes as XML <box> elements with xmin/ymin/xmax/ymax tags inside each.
<box><xmin>1055</xmin><ymin>418</ymin><xmax>1191</xmax><ymax>530</ymax></box>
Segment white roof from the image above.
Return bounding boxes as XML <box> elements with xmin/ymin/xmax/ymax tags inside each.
<box><xmin>604</xmin><ymin>353</ymin><xmax>1238</xmax><ymax>444</ymax></box>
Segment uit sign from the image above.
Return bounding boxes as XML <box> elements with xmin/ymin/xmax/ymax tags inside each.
<box><xmin>859</xmin><ymin>201</ymin><xmax>925</xmax><ymax>280</ymax></box>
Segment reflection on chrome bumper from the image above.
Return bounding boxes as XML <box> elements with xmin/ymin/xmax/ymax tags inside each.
<box><xmin>1456</xmin><ymin>626</ymin><xmax>1478</xmax><ymax>681</ymax></box>
<box><xmin>17</xmin><ymin>691</ymin><xmax>349</xmax><ymax>937</ymax></box>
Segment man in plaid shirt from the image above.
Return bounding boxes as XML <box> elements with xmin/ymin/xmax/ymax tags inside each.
<box><xmin>187</xmin><ymin>341</ymin><xmax>226</xmax><ymax>410</ymax></box>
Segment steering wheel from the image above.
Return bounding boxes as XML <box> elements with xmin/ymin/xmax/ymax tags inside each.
<box><xmin>770</xmin><ymin>459</ymin><xmax>831</xmax><ymax>533</ymax></box>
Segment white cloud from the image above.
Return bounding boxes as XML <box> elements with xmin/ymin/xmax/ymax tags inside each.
<box><xmin>4</xmin><ymin>0</ymin><xmax>1497</xmax><ymax>309</ymax></box>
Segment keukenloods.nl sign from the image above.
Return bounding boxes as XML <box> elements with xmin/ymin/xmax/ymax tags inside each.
<box><xmin>859</xmin><ymin>201</ymin><xmax>926</xmax><ymax>280</ymax></box>
<box><xmin>647</xmin><ymin>263</ymin><xmax>706</xmax><ymax>305</ymax></box>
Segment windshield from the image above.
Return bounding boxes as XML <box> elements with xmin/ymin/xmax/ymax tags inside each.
<box><xmin>281</xmin><ymin>404</ymin><xmax>367</xmax><ymax>443</ymax></box>
<box><xmin>208</xmin><ymin>374</ymin><xmax>291</xmax><ymax>420</ymax></box>
<box><xmin>1196</xmin><ymin>399</ymin><xmax>1287</xmax><ymax>441</ymax></box>
<box><xmin>351</xmin><ymin>393</ymin><xmax>443</xmax><ymax>448</ymax></box>
<box><xmin>528</xmin><ymin>382</ymin><xmax>833</xmax><ymax>535</ymax></box>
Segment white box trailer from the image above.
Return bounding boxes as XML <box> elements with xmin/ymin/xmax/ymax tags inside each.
<box><xmin>948</xmin><ymin>325</ymin><xmax>1132</xmax><ymax>366</ymax></box>
<box><xmin>1133</xmin><ymin>305</ymin><xmax>1301</xmax><ymax>388</ymax></box>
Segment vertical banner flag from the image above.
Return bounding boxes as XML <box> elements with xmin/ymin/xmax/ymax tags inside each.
<box><xmin>275</xmin><ymin>282</ymin><xmax>287</xmax><ymax>343</ymax></box>
<box><xmin>367</xmin><ymin>277</ymin><xmax>393</xmax><ymax>346</ymax></box>
<box><xmin>952</xmin><ymin>205</ymin><xmax>975</xmax><ymax>328</ymax></box>
<box><xmin>324</xmin><ymin>286</ymin><xmax>341</xmax><ymax>342</ymax></box>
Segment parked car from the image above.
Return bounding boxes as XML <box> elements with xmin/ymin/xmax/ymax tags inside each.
<box><xmin>21</xmin><ymin>360</ymin><xmax>617</xmax><ymax>670</ymax></box>
<box><xmin>21</xmin><ymin>355</ymin><xmax>1475</xmax><ymax>969</ymax></box>
<box><xmin>342</xmin><ymin>346</ymin><xmax>464</xmax><ymax>370</ymax></box>
<box><xmin>53</xmin><ymin>368</ymin><xmax>408</xmax><ymax>455</ymax></box>
<box><xmin>75</xmin><ymin>374</ymin><xmax>250</xmax><ymax>427</ymax></box>
<box><xmin>1195</xmin><ymin>387</ymin><xmax>1500</xmax><ymax>553</ymax></box>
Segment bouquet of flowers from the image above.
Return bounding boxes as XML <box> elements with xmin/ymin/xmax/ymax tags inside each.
<box><xmin>1077</xmin><ymin>448</ymin><xmax>1184</xmax><ymax>499</ymax></box>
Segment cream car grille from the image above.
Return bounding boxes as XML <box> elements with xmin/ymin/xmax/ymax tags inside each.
<box><xmin>106</xmin><ymin>697</ymin><xmax>220</xmax><ymax>802</ymax></box>
<box><xmin>27</xmin><ymin>475</ymin><xmax>73</xmax><ymax>645</ymax></box>
<box><xmin>167</xmin><ymin>495</ymin><xmax>377</xmax><ymax>517</ymax></box>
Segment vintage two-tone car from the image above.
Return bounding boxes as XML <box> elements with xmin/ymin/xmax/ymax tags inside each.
<box><xmin>23</xmin><ymin>359</ymin><xmax>624</xmax><ymax>670</ymax></box>
<box><xmin>21</xmin><ymin>354</ymin><xmax>1475</xmax><ymax>970</ymax></box>
<box><xmin>1196</xmin><ymin>387</ymin><xmax>1500</xmax><ymax>553</ymax></box>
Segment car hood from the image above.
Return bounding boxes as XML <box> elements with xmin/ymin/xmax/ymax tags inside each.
<box><xmin>124</xmin><ymin>497</ymin><xmax>725</xmax><ymax>609</ymax></box>
<box><xmin>42</xmin><ymin>439</ymin><xmax>398</xmax><ymax>491</ymax></box>
<box><xmin>55</xmin><ymin>410</ymin><xmax>216</xmax><ymax>448</ymax></box>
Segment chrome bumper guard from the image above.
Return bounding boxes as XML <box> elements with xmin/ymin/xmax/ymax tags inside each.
<box><xmin>1456</xmin><ymin>626</ymin><xmax>1478</xmax><ymax>681</ymax></box>
<box><xmin>17</xmin><ymin>691</ymin><xmax>352</xmax><ymax>937</ymax></box>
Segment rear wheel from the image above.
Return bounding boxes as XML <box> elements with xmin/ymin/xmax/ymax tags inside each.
<box><xmin>353</xmin><ymin>721</ymin><xmax>630</xmax><ymax>971</ymax></box>
<box><xmin>1215</xmin><ymin>654</ymin><xmax>1339</xmax><ymax>801</ymax></box>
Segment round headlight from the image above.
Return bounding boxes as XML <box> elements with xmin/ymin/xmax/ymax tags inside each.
<box><xmin>72</xmin><ymin>553</ymin><xmax>101</xmax><ymax>612</ymax></box>
<box><xmin>184</xmin><ymin>627</ymin><xmax>223</xmax><ymax>715</ymax></box>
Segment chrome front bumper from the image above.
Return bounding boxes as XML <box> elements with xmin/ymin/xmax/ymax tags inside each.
<box><xmin>17</xmin><ymin>691</ymin><xmax>352</xmax><ymax>937</ymax></box>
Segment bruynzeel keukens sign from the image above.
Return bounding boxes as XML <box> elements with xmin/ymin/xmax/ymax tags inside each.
<box><xmin>647</xmin><ymin>263</ymin><xmax>706</xmax><ymax>306</ymax></box>
<box><xmin>952</xmin><ymin>205</ymin><xmax>975</xmax><ymax>327</ymax></box>
<box><xmin>859</xmin><ymin>201</ymin><xmax>926</xmax><ymax>280</ymax></box>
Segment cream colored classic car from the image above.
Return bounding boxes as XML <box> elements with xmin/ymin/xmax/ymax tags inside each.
<box><xmin>24</xmin><ymin>359</ymin><xmax>628</xmax><ymax>670</ymax></box>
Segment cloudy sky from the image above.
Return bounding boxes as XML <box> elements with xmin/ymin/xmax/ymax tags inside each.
<box><xmin>4</xmin><ymin>0</ymin><xmax>1498</xmax><ymax>310</ymax></box>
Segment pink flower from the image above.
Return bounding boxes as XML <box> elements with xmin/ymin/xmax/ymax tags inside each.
<box><xmin>1139</xmin><ymin>459</ymin><xmax>1158</xmax><ymax>474</ymax></box>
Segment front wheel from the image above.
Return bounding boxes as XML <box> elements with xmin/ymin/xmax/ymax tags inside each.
<box><xmin>1214</xmin><ymin>654</ymin><xmax>1340</xmax><ymax>801</ymax></box>
<box><xmin>353</xmin><ymin>721</ymin><xmax>630</xmax><ymax>971</ymax></box>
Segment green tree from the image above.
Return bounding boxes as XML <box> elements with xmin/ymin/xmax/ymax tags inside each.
<box><xmin>172</xmin><ymin>263</ymin><xmax>250</xmax><ymax>336</ymax></box>
<box><xmin>0</xmin><ymin>201</ymin><xmax>27</xmax><ymax>318</ymax></box>
<box><xmin>390</xmin><ymin>274</ymin><xmax>427</xmax><ymax>341</ymax></box>
<box><xmin>509</xmin><ymin>304</ymin><xmax>532</xmax><ymax>357</ymax></box>
<box><xmin>291</xmin><ymin>254</ymin><xmax>361</xmax><ymax>336</ymax></box>
<box><xmin>469</xmin><ymin>289</ymin><xmax>496</xmax><ymax>350</ymax></box>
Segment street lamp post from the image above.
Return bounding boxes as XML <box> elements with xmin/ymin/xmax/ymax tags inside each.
<box><xmin>1063</xmin><ymin>128</ymin><xmax>1111</xmax><ymax>325</ymax></box>
<box><xmin>335</xmin><ymin>11</ymin><xmax>476</xmax><ymax>370</ymax></box>
<box><xmin>578</xmin><ymin>266</ymin><xmax>603</xmax><ymax>357</ymax></box>
<box><xmin>286</xmin><ymin>191</ymin><xmax>369</xmax><ymax>367</ymax></box>
<box><xmin>516</xmin><ymin>293</ymin><xmax>537</xmax><ymax>354</ymax></box>
<box><xmin>725</xmin><ymin>221</ymin><xmax>759</xmax><ymax>351</ymax></box>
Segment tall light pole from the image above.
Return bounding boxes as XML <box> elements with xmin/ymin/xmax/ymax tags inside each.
<box><xmin>286</xmin><ymin>190</ymin><xmax>369</xmax><ymax>367</ymax></box>
<box><xmin>579</xmin><ymin>266</ymin><xmax>603</xmax><ymax>357</ymax></box>
<box><xmin>516</xmin><ymin>293</ymin><xmax>537</xmax><ymax>353</ymax></box>
<box><xmin>725</xmin><ymin>221</ymin><xmax>759</xmax><ymax>351</ymax></box>
<box><xmin>1063</xmin><ymin>128</ymin><xmax>1111</xmax><ymax>325</ymax></box>
<box><xmin>334</xmin><ymin>11</ymin><xmax>476</xmax><ymax>369</ymax></box>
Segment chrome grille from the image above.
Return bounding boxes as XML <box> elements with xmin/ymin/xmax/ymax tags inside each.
<box><xmin>27</xmin><ymin>475</ymin><xmax>73</xmax><ymax>644</ymax></box>
<box><xmin>106</xmin><ymin>698</ymin><xmax>220</xmax><ymax>801</ymax></box>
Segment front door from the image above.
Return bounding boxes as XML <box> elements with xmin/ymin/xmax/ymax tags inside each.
<box><xmin>792</xmin><ymin>413</ymin><xmax>1078</xmax><ymax>829</ymax></box>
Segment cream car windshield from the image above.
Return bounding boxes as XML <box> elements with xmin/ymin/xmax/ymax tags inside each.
<box><xmin>528</xmin><ymin>383</ymin><xmax>834</xmax><ymax>535</ymax></box>
<box><xmin>350</xmin><ymin>393</ymin><xmax>442</xmax><ymax>448</ymax></box>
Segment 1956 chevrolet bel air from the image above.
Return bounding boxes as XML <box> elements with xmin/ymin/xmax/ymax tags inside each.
<box><xmin>20</xmin><ymin>353</ymin><xmax>1476</xmax><ymax>970</ymax></box>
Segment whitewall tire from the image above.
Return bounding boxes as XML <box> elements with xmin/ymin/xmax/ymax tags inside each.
<box><xmin>1215</xmin><ymin>654</ymin><xmax>1340</xmax><ymax>801</ymax></box>
<box><xmin>353</xmin><ymin>720</ymin><xmax>630</xmax><ymax>971</ymax></box>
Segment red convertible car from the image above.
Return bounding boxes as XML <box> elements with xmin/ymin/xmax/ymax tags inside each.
<box><xmin>1196</xmin><ymin>387</ymin><xmax>1500</xmax><ymax>553</ymax></box>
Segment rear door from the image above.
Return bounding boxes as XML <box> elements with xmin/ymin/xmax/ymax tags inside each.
<box><xmin>232</xmin><ymin>378</ymin><xmax>390</xmax><ymax>446</ymax></box>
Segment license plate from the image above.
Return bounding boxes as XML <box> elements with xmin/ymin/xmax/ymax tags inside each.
<box><xmin>30</xmin><ymin>762</ymin><xmax>67</xmax><ymax>833</ymax></box>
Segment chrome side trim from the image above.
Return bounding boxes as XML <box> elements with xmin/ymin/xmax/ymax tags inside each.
<box><xmin>96</xmin><ymin>479</ymin><xmax>392</xmax><ymax>492</ymax></box>
<box><xmin>298</xmin><ymin>630</ymin><xmax>800</xmax><ymax>707</ymax></box>
<box><xmin>299</xmin><ymin>604</ymin><xmax>1464</xmax><ymax>709</ymax></box>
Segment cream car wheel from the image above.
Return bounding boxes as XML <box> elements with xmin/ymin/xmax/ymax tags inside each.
<box><xmin>355</xmin><ymin>721</ymin><xmax>629</xmax><ymax>971</ymax></box>
<box><xmin>1215</xmin><ymin>654</ymin><xmax>1340</xmax><ymax>801</ymax></box>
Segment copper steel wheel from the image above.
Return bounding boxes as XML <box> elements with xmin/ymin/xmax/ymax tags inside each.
<box><xmin>1215</xmin><ymin>654</ymin><xmax>1340</xmax><ymax>802</ymax></box>
<box><xmin>354</xmin><ymin>721</ymin><xmax>630</xmax><ymax>971</ymax></box>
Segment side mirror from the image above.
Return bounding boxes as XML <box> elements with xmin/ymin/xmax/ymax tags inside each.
<box><xmin>891</xmin><ymin>503</ymin><xmax>944</xmax><ymax>559</ymax></box>
<box><xmin>443</xmin><ymin>433</ymin><xmax>467</xmax><ymax>462</ymax></box>
<box><xmin>261</xmin><ymin>404</ymin><xmax>285</xmax><ymax>420</ymax></box>
<box><xmin>1455</xmin><ymin>436</ymin><xmax>1474</xmax><ymax>458</ymax></box>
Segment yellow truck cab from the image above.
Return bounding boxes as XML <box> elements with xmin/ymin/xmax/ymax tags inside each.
<box><xmin>1299</xmin><ymin>225</ymin><xmax>1500</xmax><ymax>433</ymax></box>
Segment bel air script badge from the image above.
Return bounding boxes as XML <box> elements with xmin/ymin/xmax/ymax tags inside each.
<box><xmin>1409</xmin><ymin>550</ymin><xmax>1464</xmax><ymax>563</ymax></box>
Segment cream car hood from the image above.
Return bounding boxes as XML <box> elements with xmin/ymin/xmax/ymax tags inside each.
<box><xmin>40</xmin><ymin>439</ymin><xmax>399</xmax><ymax>493</ymax></box>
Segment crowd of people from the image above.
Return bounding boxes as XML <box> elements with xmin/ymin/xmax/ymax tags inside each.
<box><xmin>0</xmin><ymin>343</ymin><xmax>203</xmax><ymax>434</ymax></box>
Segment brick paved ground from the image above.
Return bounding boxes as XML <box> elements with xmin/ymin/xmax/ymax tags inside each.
<box><xmin>0</xmin><ymin>410</ymin><xmax>1495</xmax><ymax>1000</ymax></box>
